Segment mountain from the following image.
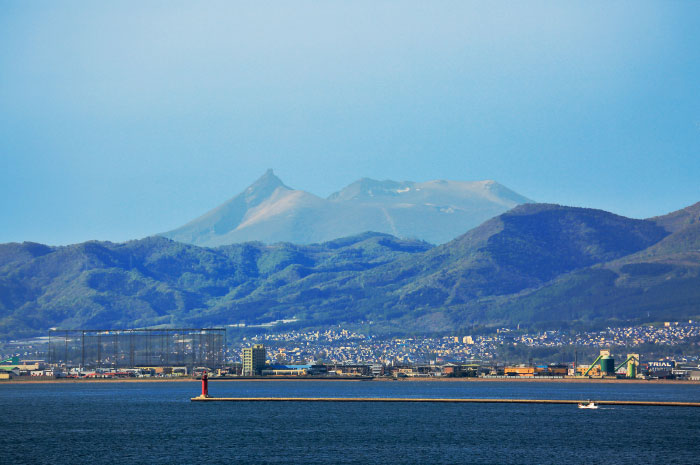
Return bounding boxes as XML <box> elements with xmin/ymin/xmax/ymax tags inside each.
<box><xmin>161</xmin><ymin>170</ymin><xmax>532</xmax><ymax>246</ymax></box>
<box><xmin>477</xmin><ymin>203</ymin><xmax>700</xmax><ymax>329</ymax></box>
<box><xmin>4</xmin><ymin>202</ymin><xmax>700</xmax><ymax>338</ymax></box>
<box><xmin>231</xmin><ymin>203</ymin><xmax>670</xmax><ymax>332</ymax></box>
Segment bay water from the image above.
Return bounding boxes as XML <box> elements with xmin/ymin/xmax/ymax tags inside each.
<box><xmin>2</xmin><ymin>380</ymin><xmax>699</xmax><ymax>464</ymax></box>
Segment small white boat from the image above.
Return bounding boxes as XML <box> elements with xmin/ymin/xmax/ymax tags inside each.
<box><xmin>578</xmin><ymin>401</ymin><xmax>598</xmax><ymax>409</ymax></box>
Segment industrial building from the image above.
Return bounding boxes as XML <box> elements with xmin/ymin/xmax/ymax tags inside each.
<box><xmin>261</xmin><ymin>364</ymin><xmax>327</xmax><ymax>376</ymax></box>
<box><xmin>576</xmin><ymin>350</ymin><xmax>640</xmax><ymax>378</ymax></box>
<box><xmin>504</xmin><ymin>364</ymin><xmax>568</xmax><ymax>377</ymax></box>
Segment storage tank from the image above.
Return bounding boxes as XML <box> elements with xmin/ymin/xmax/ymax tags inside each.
<box><xmin>600</xmin><ymin>355</ymin><xmax>615</xmax><ymax>376</ymax></box>
<box><xmin>627</xmin><ymin>360</ymin><xmax>637</xmax><ymax>378</ymax></box>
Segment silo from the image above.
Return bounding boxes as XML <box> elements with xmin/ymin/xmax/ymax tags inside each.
<box><xmin>600</xmin><ymin>355</ymin><xmax>615</xmax><ymax>376</ymax></box>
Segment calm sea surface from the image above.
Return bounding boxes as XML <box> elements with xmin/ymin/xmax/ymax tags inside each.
<box><xmin>2</xmin><ymin>380</ymin><xmax>699</xmax><ymax>464</ymax></box>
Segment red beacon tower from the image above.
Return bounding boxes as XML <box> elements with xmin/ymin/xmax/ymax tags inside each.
<box><xmin>201</xmin><ymin>371</ymin><xmax>209</xmax><ymax>398</ymax></box>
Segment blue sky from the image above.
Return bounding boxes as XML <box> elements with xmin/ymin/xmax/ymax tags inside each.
<box><xmin>1</xmin><ymin>1</ymin><xmax>699</xmax><ymax>245</ymax></box>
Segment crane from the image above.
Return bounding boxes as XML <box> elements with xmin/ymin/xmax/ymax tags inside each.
<box><xmin>582</xmin><ymin>350</ymin><xmax>616</xmax><ymax>377</ymax></box>
<box><xmin>582</xmin><ymin>353</ymin><xmax>604</xmax><ymax>377</ymax></box>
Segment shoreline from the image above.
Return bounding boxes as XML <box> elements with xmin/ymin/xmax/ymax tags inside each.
<box><xmin>2</xmin><ymin>377</ymin><xmax>699</xmax><ymax>385</ymax></box>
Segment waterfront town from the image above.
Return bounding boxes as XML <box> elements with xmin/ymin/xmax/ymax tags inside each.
<box><xmin>237</xmin><ymin>321</ymin><xmax>700</xmax><ymax>365</ymax></box>
<box><xmin>1</xmin><ymin>322</ymin><xmax>699</xmax><ymax>381</ymax></box>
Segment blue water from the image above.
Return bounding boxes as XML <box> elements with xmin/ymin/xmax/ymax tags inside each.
<box><xmin>2</xmin><ymin>380</ymin><xmax>699</xmax><ymax>464</ymax></box>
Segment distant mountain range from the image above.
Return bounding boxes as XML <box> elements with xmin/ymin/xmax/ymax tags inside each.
<box><xmin>2</xmin><ymin>201</ymin><xmax>699</xmax><ymax>338</ymax></box>
<box><xmin>161</xmin><ymin>170</ymin><xmax>532</xmax><ymax>246</ymax></box>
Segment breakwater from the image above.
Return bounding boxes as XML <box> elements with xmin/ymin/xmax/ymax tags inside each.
<box><xmin>190</xmin><ymin>397</ymin><xmax>700</xmax><ymax>407</ymax></box>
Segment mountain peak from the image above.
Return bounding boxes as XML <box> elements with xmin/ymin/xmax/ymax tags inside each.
<box><xmin>240</xmin><ymin>169</ymin><xmax>290</xmax><ymax>206</ymax></box>
<box><xmin>163</xmin><ymin>172</ymin><xmax>532</xmax><ymax>246</ymax></box>
<box><xmin>650</xmin><ymin>201</ymin><xmax>700</xmax><ymax>233</ymax></box>
<box><xmin>160</xmin><ymin>170</ymin><xmax>291</xmax><ymax>244</ymax></box>
<box><xmin>247</xmin><ymin>169</ymin><xmax>286</xmax><ymax>192</ymax></box>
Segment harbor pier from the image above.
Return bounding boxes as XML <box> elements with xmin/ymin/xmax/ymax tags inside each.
<box><xmin>190</xmin><ymin>396</ymin><xmax>700</xmax><ymax>407</ymax></box>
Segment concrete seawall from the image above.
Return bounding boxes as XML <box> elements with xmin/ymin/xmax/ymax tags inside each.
<box><xmin>190</xmin><ymin>397</ymin><xmax>700</xmax><ymax>407</ymax></box>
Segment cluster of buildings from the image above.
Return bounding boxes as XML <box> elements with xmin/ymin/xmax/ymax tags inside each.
<box><xmin>0</xmin><ymin>358</ymin><xmax>53</xmax><ymax>379</ymax></box>
<box><xmin>229</xmin><ymin>344</ymin><xmax>700</xmax><ymax>381</ymax></box>
<box><xmin>506</xmin><ymin>321</ymin><xmax>700</xmax><ymax>349</ymax></box>
<box><xmin>2</xmin><ymin>345</ymin><xmax>699</xmax><ymax>381</ymax></box>
<box><xmin>0</xmin><ymin>355</ymin><xmax>194</xmax><ymax>379</ymax></box>
<box><xmin>1</xmin><ymin>322</ymin><xmax>699</xmax><ymax>381</ymax></box>
<box><xmin>231</xmin><ymin>322</ymin><xmax>700</xmax><ymax>366</ymax></box>
<box><xmin>236</xmin><ymin>330</ymin><xmax>493</xmax><ymax>364</ymax></box>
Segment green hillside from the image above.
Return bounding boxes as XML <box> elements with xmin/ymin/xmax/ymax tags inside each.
<box><xmin>479</xmin><ymin>207</ymin><xmax>700</xmax><ymax>330</ymax></box>
<box><xmin>0</xmin><ymin>233</ymin><xmax>431</xmax><ymax>337</ymax></box>
<box><xmin>1</xmin><ymin>202</ymin><xmax>699</xmax><ymax>338</ymax></box>
<box><xmin>257</xmin><ymin>203</ymin><xmax>670</xmax><ymax>332</ymax></box>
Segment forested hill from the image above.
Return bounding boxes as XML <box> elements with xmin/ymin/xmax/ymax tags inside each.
<box><xmin>0</xmin><ymin>233</ymin><xmax>432</xmax><ymax>337</ymax></box>
<box><xmin>2</xmin><ymin>202</ymin><xmax>700</xmax><ymax>338</ymax></box>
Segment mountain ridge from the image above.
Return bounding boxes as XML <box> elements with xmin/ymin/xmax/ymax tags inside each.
<box><xmin>3</xmin><ymin>201</ymin><xmax>699</xmax><ymax>338</ymax></box>
<box><xmin>161</xmin><ymin>170</ymin><xmax>533</xmax><ymax>246</ymax></box>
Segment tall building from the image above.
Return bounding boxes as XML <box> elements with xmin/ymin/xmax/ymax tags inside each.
<box><xmin>242</xmin><ymin>344</ymin><xmax>266</xmax><ymax>376</ymax></box>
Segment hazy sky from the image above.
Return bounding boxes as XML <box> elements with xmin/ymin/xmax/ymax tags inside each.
<box><xmin>2</xmin><ymin>1</ymin><xmax>699</xmax><ymax>245</ymax></box>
